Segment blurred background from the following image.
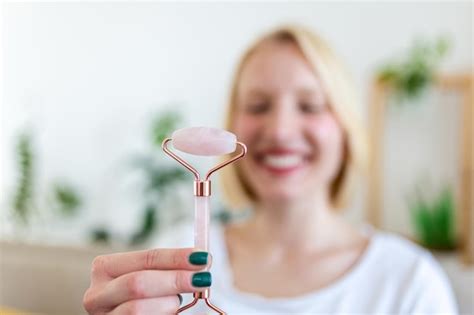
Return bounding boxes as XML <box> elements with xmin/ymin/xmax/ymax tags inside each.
<box><xmin>1</xmin><ymin>2</ymin><xmax>472</xmax><ymax>314</ymax></box>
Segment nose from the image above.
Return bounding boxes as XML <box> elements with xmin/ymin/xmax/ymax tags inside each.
<box><xmin>264</xmin><ymin>98</ymin><xmax>300</xmax><ymax>143</ymax></box>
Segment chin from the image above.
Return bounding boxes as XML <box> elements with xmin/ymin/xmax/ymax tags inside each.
<box><xmin>257</xmin><ymin>189</ymin><xmax>303</xmax><ymax>206</ymax></box>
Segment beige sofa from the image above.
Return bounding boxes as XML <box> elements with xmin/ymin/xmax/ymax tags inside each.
<box><xmin>1</xmin><ymin>241</ymin><xmax>473</xmax><ymax>314</ymax></box>
<box><xmin>0</xmin><ymin>241</ymin><xmax>116</xmax><ymax>314</ymax></box>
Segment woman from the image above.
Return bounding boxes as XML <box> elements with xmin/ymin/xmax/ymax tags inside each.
<box><xmin>83</xmin><ymin>25</ymin><xmax>457</xmax><ymax>314</ymax></box>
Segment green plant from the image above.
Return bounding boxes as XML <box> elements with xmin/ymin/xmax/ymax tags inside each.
<box><xmin>409</xmin><ymin>186</ymin><xmax>457</xmax><ymax>250</ymax></box>
<box><xmin>128</xmin><ymin>163</ymin><xmax>187</xmax><ymax>245</ymax></box>
<box><xmin>151</xmin><ymin>110</ymin><xmax>182</xmax><ymax>146</ymax></box>
<box><xmin>10</xmin><ymin>130</ymin><xmax>82</xmax><ymax>233</ymax></box>
<box><xmin>51</xmin><ymin>182</ymin><xmax>82</xmax><ymax>217</ymax></box>
<box><xmin>377</xmin><ymin>37</ymin><xmax>450</xmax><ymax>101</ymax></box>
<box><xmin>12</xmin><ymin>131</ymin><xmax>35</xmax><ymax>224</ymax></box>
<box><xmin>91</xmin><ymin>227</ymin><xmax>111</xmax><ymax>244</ymax></box>
<box><xmin>90</xmin><ymin>109</ymin><xmax>188</xmax><ymax>246</ymax></box>
<box><xmin>130</xmin><ymin>110</ymin><xmax>188</xmax><ymax>245</ymax></box>
<box><xmin>129</xmin><ymin>110</ymin><xmax>188</xmax><ymax>245</ymax></box>
<box><xmin>129</xmin><ymin>205</ymin><xmax>157</xmax><ymax>245</ymax></box>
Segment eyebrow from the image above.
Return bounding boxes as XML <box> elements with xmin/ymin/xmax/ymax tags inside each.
<box><xmin>238</xmin><ymin>89</ymin><xmax>271</xmax><ymax>103</ymax></box>
<box><xmin>239</xmin><ymin>87</ymin><xmax>326</xmax><ymax>102</ymax></box>
<box><xmin>297</xmin><ymin>88</ymin><xmax>328</xmax><ymax>103</ymax></box>
<box><xmin>296</xmin><ymin>88</ymin><xmax>322</xmax><ymax>97</ymax></box>
<box><xmin>244</xmin><ymin>87</ymin><xmax>318</xmax><ymax>95</ymax></box>
<box><xmin>245</xmin><ymin>89</ymin><xmax>269</xmax><ymax>97</ymax></box>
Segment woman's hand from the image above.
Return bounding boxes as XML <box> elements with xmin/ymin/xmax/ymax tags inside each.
<box><xmin>83</xmin><ymin>248</ymin><xmax>211</xmax><ymax>315</ymax></box>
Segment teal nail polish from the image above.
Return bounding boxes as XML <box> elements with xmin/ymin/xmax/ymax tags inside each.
<box><xmin>189</xmin><ymin>251</ymin><xmax>208</xmax><ymax>265</ymax></box>
<box><xmin>192</xmin><ymin>271</ymin><xmax>212</xmax><ymax>287</ymax></box>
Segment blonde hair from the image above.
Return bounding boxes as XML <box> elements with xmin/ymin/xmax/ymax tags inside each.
<box><xmin>220</xmin><ymin>24</ymin><xmax>367</xmax><ymax>210</ymax></box>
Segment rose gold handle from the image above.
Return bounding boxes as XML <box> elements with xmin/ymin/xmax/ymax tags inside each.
<box><xmin>162</xmin><ymin>138</ymin><xmax>247</xmax><ymax>183</ymax></box>
<box><xmin>205</xmin><ymin>142</ymin><xmax>247</xmax><ymax>180</ymax></box>
<box><xmin>162</xmin><ymin>138</ymin><xmax>200</xmax><ymax>180</ymax></box>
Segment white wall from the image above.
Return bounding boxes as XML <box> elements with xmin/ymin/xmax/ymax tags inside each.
<box><xmin>1</xmin><ymin>2</ymin><xmax>472</xmax><ymax>243</ymax></box>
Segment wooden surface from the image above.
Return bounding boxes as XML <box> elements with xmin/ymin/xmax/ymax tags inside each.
<box><xmin>436</xmin><ymin>73</ymin><xmax>473</xmax><ymax>264</ymax></box>
<box><xmin>367</xmin><ymin>72</ymin><xmax>473</xmax><ymax>264</ymax></box>
<box><xmin>367</xmin><ymin>80</ymin><xmax>388</xmax><ymax>228</ymax></box>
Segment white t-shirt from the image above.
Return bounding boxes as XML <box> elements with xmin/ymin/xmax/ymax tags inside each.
<box><xmin>156</xmin><ymin>222</ymin><xmax>458</xmax><ymax>314</ymax></box>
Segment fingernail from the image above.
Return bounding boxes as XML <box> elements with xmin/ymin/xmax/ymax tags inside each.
<box><xmin>189</xmin><ymin>251</ymin><xmax>208</xmax><ymax>265</ymax></box>
<box><xmin>177</xmin><ymin>294</ymin><xmax>183</xmax><ymax>305</ymax></box>
<box><xmin>192</xmin><ymin>271</ymin><xmax>212</xmax><ymax>287</ymax></box>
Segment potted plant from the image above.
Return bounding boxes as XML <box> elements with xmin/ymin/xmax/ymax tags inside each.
<box><xmin>409</xmin><ymin>185</ymin><xmax>457</xmax><ymax>251</ymax></box>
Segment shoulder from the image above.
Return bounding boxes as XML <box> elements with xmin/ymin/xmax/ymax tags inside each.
<box><xmin>368</xmin><ymin>230</ymin><xmax>445</xmax><ymax>280</ymax></box>
<box><xmin>371</xmin><ymin>231</ymin><xmax>427</xmax><ymax>265</ymax></box>
<box><xmin>366</xmin><ymin>230</ymin><xmax>458</xmax><ymax>313</ymax></box>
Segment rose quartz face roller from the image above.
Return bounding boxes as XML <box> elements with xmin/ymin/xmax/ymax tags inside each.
<box><xmin>162</xmin><ymin>127</ymin><xmax>247</xmax><ymax>315</ymax></box>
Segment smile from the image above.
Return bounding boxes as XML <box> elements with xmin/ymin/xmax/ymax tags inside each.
<box><xmin>255</xmin><ymin>151</ymin><xmax>311</xmax><ymax>176</ymax></box>
<box><xmin>263</xmin><ymin>154</ymin><xmax>304</xmax><ymax>169</ymax></box>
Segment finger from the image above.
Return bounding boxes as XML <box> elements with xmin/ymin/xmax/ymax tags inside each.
<box><xmin>98</xmin><ymin>270</ymin><xmax>211</xmax><ymax>309</ymax></box>
<box><xmin>108</xmin><ymin>296</ymin><xmax>181</xmax><ymax>315</ymax></box>
<box><xmin>91</xmin><ymin>248</ymin><xmax>211</xmax><ymax>279</ymax></box>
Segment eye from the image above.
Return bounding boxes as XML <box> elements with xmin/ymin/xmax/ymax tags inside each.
<box><xmin>246</xmin><ymin>102</ymin><xmax>270</xmax><ymax>115</ymax></box>
<box><xmin>299</xmin><ymin>102</ymin><xmax>326</xmax><ymax>114</ymax></box>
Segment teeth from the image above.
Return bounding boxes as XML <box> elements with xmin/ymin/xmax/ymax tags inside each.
<box><xmin>263</xmin><ymin>155</ymin><xmax>303</xmax><ymax>169</ymax></box>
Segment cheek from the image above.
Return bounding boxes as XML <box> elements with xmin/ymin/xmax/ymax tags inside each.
<box><xmin>232</xmin><ymin>114</ymin><xmax>261</xmax><ymax>175</ymax></box>
<box><xmin>309</xmin><ymin>114</ymin><xmax>344</xmax><ymax>158</ymax></box>
<box><xmin>232</xmin><ymin>113</ymin><xmax>260</xmax><ymax>143</ymax></box>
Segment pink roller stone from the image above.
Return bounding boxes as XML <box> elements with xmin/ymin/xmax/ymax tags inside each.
<box><xmin>172</xmin><ymin>127</ymin><xmax>237</xmax><ymax>156</ymax></box>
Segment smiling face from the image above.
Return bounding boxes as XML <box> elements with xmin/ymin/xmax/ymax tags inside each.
<box><xmin>232</xmin><ymin>40</ymin><xmax>345</xmax><ymax>206</ymax></box>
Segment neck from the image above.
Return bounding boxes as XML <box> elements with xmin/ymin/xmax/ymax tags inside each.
<box><xmin>247</xmin><ymin>190</ymin><xmax>343</xmax><ymax>252</ymax></box>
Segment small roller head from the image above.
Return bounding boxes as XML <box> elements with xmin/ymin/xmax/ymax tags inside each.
<box><xmin>171</xmin><ymin>127</ymin><xmax>237</xmax><ymax>156</ymax></box>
